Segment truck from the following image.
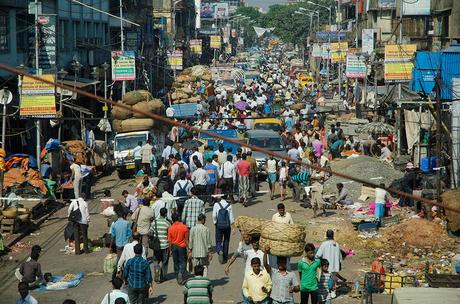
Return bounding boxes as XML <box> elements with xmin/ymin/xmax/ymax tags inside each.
<box><xmin>113</xmin><ymin>129</ymin><xmax>165</xmax><ymax>178</ymax></box>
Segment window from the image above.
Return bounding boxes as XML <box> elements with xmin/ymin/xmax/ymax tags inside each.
<box><xmin>0</xmin><ymin>13</ymin><xmax>9</xmax><ymax>52</ymax></box>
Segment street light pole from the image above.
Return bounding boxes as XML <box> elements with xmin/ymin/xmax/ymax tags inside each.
<box><xmin>57</xmin><ymin>68</ymin><xmax>68</xmax><ymax>142</ymax></box>
<box><xmin>102</xmin><ymin>62</ymin><xmax>109</xmax><ymax>143</ymax></box>
<box><xmin>119</xmin><ymin>0</ymin><xmax>126</xmax><ymax>96</ymax></box>
<box><xmin>34</xmin><ymin>0</ymin><xmax>41</xmax><ymax>168</ymax></box>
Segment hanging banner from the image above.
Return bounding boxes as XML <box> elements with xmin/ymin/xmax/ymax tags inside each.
<box><xmin>403</xmin><ymin>0</ymin><xmax>430</xmax><ymax>15</ymax></box>
<box><xmin>312</xmin><ymin>43</ymin><xmax>321</xmax><ymax>58</ymax></box>
<box><xmin>362</xmin><ymin>29</ymin><xmax>374</xmax><ymax>55</ymax></box>
<box><xmin>214</xmin><ymin>3</ymin><xmax>229</xmax><ymax>18</ymax></box>
<box><xmin>29</xmin><ymin>15</ymin><xmax>57</xmax><ymax>73</ymax></box>
<box><xmin>111</xmin><ymin>51</ymin><xmax>136</xmax><ymax>81</ymax></box>
<box><xmin>330</xmin><ymin>42</ymin><xmax>348</xmax><ymax>63</ymax></box>
<box><xmin>315</xmin><ymin>31</ymin><xmax>346</xmax><ymax>42</ymax></box>
<box><xmin>321</xmin><ymin>43</ymin><xmax>330</xmax><ymax>59</ymax></box>
<box><xmin>210</xmin><ymin>35</ymin><xmax>221</xmax><ymax>49</ymax></box>
<box><xmin>20</xmin><ymin>74</ymin><xmax>56</xmax><ymax>118</ymax></box>
<box><xmin>190</xmin><ymin>39</ymin><xmax>203</xmax><ymax>54</ymax></box>
<box><xmin>384</xmin><ymin>44</ymin><xmax>416</xmax><ymax>82</ymax></box>
<box><xmin>346</xmin><ymin>54</ymin><xmax>366</xmax><ymax>78</ymax></box>
<box><xmin>168</xmin><ymin>50</ymin><xmax>183</xmax><ymax>70</ymax></box>
<box><xmin>378</xmin><ymin>0</ymin><xmax>396</xmax><ymax>8</ymax></box>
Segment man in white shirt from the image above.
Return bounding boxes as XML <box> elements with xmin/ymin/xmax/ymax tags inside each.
<box><xmin>67</xmin><ymin>197</ymin><xmax>90</xmax><ymax>255</ymax></box>
<box><xmin>191</xmin><ymin>147</ymin><xmax>204</xmax><ymax>166</ymax></box>
<box><xmin>100</xmin><ymin>277</ymin><xmax>130</xmax><ymax>304</ymax></box>
<box><xmin>70</xmin><ymin>161</ymin><xmax>82</xmax><ymax>200</ymax></box>
<box><xmin>242</xmin><ymin>240</ymin><xmax>265</xmax><ymax>274</ymax></box>
<box><xmin>316</xmin><ymin>230</ymin><xmax>344</xmax><ymax>281</ymax></box>
<box><xmin>192</xmin><ymin>162</ymin><xmax>210</xmax><ymax>196</ymax></box>
<box><xmin>141</xmin><ymin>141</ymin><xmax>153</xmax><ymax>176</ymax></box>
<box><xmin>116</xmin><ymin>234</ymin><xmax>146</xmax><ymax>273</ymax></box>
<box><xmin>171</xmin><ymin>155</ymin><xmax>189</xmax><ymax>181</ymax></box>
<box><xmin>161</xmin><ymin>145</ymin><xmax>178</xmax><ymax>163</ymax></box>
<box><xmin>212</xmin><ymin>197</ymin><xmax>235</xmax><ymax>264</ymax></box>
<box><xmin>133</xmin><ymin>141</ymin><xmax>143</xmax><ymax>173</ymax></box>
<box><xmin>271</xmin><ymin>203</ymin><xmax>294</xmax><ymax>224</ymax></box>
<box><xmin>219</xmin><ymin>155</ymin><xmax>236</xmax><ymax>203</ymax></box>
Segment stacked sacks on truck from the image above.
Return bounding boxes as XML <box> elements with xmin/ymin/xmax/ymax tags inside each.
<box><xmin>170</xmin><ymin>65</ymin><xmax>212</xmax><ymax>104</ymax></box>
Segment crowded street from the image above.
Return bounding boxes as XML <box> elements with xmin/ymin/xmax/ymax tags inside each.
<box><xmin>1</xmin><ymin>1</ymin><xmax>460</xmax><ymax>304</ymax></box>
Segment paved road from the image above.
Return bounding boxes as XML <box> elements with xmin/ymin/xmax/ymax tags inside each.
<box><xmin>0</xmin><ymin>173</ymin><xmax>366</xmax><ymax>303</ymax></box>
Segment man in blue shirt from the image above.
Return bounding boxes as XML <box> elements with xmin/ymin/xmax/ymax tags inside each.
<box><xmin>123</xmin><ymin>244</ymin><xmax>153</xmax><ymax>304</ymax></box>
<box><xmin>111</xmin><ymin>210</ymin><xmax>132</xmax><ymax>257</ymax></box>
<box><xmin>204</xmin><ymin>158</ymin><xmax>219</xmax><ymax>205</ymax></box>
<box><xmin>285</xmin><ymin>115</ymin><xmax>294</xmax><ymax>132</ymax></box>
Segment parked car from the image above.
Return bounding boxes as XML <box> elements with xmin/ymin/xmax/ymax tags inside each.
<box><xmin>245</xmin><ymin>130</ymin><xmax>286</xmax><ymax>175</ymax></box>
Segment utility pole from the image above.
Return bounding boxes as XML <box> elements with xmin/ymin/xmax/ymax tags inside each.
<box><xmin>397</xmin><ymin>0</ymin><xmax>403</xmax><ymax>156</ymax></box>
<box><xmin>435</xmin><ymin>75</ymin><xmax>442</xmax><ymax>205</ymax></box>
<box><xmin>35</xmin><ymin>0</ymin><xmax>41</xmax><ymax>168</ymax></box>
<box><xmin>119</xmin><ymin>0</ymin><xmax>125</xmax><ymax>96</ymax></box>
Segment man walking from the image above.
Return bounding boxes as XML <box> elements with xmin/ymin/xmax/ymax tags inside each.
<box><xmin>111</xmin><ymin>209</ymin><xmax>132</xmax><ymax>258</ymax></box>
<box><xmin>173</xmin><ymin>171</ymin><xmax>193</xmax><ymax>218</ymax></box>
<box><xmin>133</xmin><ymin>141</ymin><xmax>143</xmax><ymax>173</ymax></box>
<box><xmin>168</xmin><ymin>213</ymin><xmax>189</xmax><ymax>284</ymax></box>
<box><xmin>191</xmin><ymin>162</ymin><xmax>209</xmax><ymax>198</ymax></box>
<box><xmin>316</xmin><ymin>230</ymin><xmax>346</xmax><ymax>282</ymax></box>
<box><xmin>242</xmin><ymin>257</ymin><xmax>272</xmax><ymax>304</ymax></box>
<box><xmin>117</xmin><ymin>233</ymin><xmax>146</xmax><ymax>275</ymax></box>
<box><xmin>183</xmin><ymin>265</ymin><xmax>213</xmax><ymax>304</ymax></box>
<box><xmin>219</xmin><ymin>155</ymin><xmax>236</xmax><ymax>204</ymax></box>
<box><xmin>141</xmin><ymin>140</ymin><xmax>153</xmax><ymax>176</ymax></box>
<box><xmin>100</xmin><ymin>277</ymin><xmax>129</xmax><ymax>304</ymax></box>
<box><xmin>212</xmin><ymin>196</ymin><xmax>235</xmax><ymax>264</ymax></box>
<box><xmin>246</xmin><ymin>151</ymin><xmax>258</xmax><ymax>197</ymax></box>
<box><xmin>182</xmin><ymin>187</ymin><xmax>205</xmax><ymax>229</ymax></box>
<box><xmin>123</xmin><ymin>244</ymin><xmax>153</xmax><ymax>304</ymax></box>
<box><xmin>236</xmin><ymin>153</ymin><xmax>251</xmax><ymax>206</ymax></box>
<box><xmin>188</xmin><ymin>214</ymin><xmax>213</xmax><ymax>277</ymax></box>
<box><xmin>67</xmin><ymin>197</ymin><xmax>90</xmax><ymax>255</ymax></box>
<box><xmin>150</xmin><ymin>208</ymin><xmax>171</xmax><ymax>283</ymax></box>
<box><xmin>131</xmin><ymin>199</ymin><xmax>154</xmax><ymax>258</ymax></box>
<box><xmin>204</xmin><ymin>158</ymin><xmax>219</xmax><ymax>205</ymax></box>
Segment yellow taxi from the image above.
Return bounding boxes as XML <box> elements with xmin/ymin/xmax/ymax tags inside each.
<box><xmin>253</xmin><ymin>118</ymin><xmax>283</xmax><ymax>132</ymax></box>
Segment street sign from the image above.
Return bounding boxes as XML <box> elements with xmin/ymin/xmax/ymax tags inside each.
<box><xmin>0</xmin><ymin>89</ymin><xmax>13</xmax><ymax>105</ymax></box>
<box><xmin>19</xmin><ymin>74</ymin><xmax>56</xmax><ymax>118</ymax></box>
<box><xmin>111</xmin><ymin>51</ymin><xmax>136</xmax><ymax>81</ymax></box>
<box><xmin>210</xmin><ymin>35</ymin><xmax>221</xmax><ymax>49</ymax></box>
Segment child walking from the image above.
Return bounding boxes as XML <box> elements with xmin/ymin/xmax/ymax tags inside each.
<box><xmin>318</xmin><ymin>259</ymin><xmax>336</xmax><ymax>304</ymax></box>
<box><xmin>279</xmin><ymin>161</ymin><xmax>288</xmax><ymax>201</ymax></box>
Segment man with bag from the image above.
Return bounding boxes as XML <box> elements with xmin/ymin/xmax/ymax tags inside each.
<box><xmin>131</xmin><ymin>199</ymin><xmax>154</xmax><ymax>258</ymax></box>
<box><xmin>212</xmin><ymin>196</ymin><xmax>235</xmax><ymax>264</ymax></box>
<box><xmin>149</xmin><ymin>208</ymin><xmax>171</xmax><ymax>283</ymax></box>
<box><xmin>173</xmin><ymin>171</ymin><xmax>193</xmax><ymax>218</ymax></box>
<box><xmin>67</xmin><ymin>197</ymin><xmax>90</xmax><ymax>255</ymax></box>
<box><xmin>188</xmin><ymin>214</ymin><xmax>212</xmax><ymax>277</ymax></box>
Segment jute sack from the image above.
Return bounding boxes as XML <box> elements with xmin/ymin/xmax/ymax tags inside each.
<box><xmin>120</xmin><ymin>118</ymin><xmax>154</xmax><ymax>132</ymax></box>
<box><xmin>235</xmin><ymin>216</ymin><xmax>270</xmax><ymax>236</ymax></box>
<box><xmin>261</xmin><ymin>221</ymin><xmax>306</xmax><ymax>243</ymax></box>
<box><xmin>259</xmin><ymin>237</ymin><xmax>304</xmax><ymax>257</ymax></box>
<box><xmin>112</xmin><ymin>119</ymin><xmax>122</xmax><ymax>132</ymax></box>
<box><xmin>112</xmin><ymin>104</ymin><xmax>132</xmax><ymax>120</ymax></box>
<box><xmin>122</xmin><ymin>90</ymin><xmax>153</xmax><ymax>105</ymax></box>
<box><xmin>442</xmin><ymin>189</ymin><xmax>460</xmax><ymax>232</ymax></box>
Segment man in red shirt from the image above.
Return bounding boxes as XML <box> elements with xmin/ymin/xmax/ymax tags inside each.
<box><xmin>236</xmin><ymin>153</ymin><xmax>251</xmax><ymax>207</ymax></box>
<box><xmin>168</xmin><ymin>212</ymin><xmax>189</xmax><ymax>284</ymax></box>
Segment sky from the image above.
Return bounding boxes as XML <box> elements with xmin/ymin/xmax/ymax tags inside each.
<box><xmin>245</xmin><ymin>0</ymin><xmax>289</xmax><ymax>12</ymax></box>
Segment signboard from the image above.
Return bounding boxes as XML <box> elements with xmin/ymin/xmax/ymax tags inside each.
<box><xmin>190</xmin><ymin>39</ymin><xmax>202</xmax><ymax>54</ymax></box>
<box><xmin>29</xmin><ymin>15</ymin><xmax>56</xmax><ymax>72</ymax></box>
<box><xmin>200</xmin><ymin>2</ymin><xmax>228</xmax><ymax>19</ymax></box>
<box><xmin>312</xmin><ymin>43</ymin><xmax>321</xmax><ymax>58</ymax></box>
<box><xmin>200</xmin><ymin>3</ymin><xmax>215</xmax><ymax>18</ymax></box>
<box><xmin>346</xmin><ymin>54</ymin><xmax>366</xmax><ymax>78</ymax></box>
<box><xmin>330</xmin><ymin>42</ymin><xmax>348</xmax><ymax>63</ymax></box>
<box><xmin>214</xmin><ymin>3</ymin><xmax>229</xmax><ymax>18</ymax></box>
<box><xmin>378</xmin><ymin>0</ymin><xmax>396</xmax><ymax>8</ymax></box>
<box><xmin>168</xmin><ymin>50</ymin><xmax>183</xmax><ymax>70</ymax></box>
<box><xmin>321</xmin><ymin>43</ymin><xmax>331</xmax><ymax>59</ymax></box>
<box><xmin>384</xmin><ymin>44</ymin><xmax>417</xmax><ymax>82</ymax></box>
<box><xmin>316</xmin><ymin>31</ymin><xmax>346</xmax><ymax>42</ymax></box>
<box><xmin>126</xmin><ymin>32</ymin><xmax>138</xmax><ymax>51</ymax></box>
<box><xmin>210</xmin><ymin>35</ymin><xmax>221</xmax><ymax>49</ymax></box>
<box><xmin>403</xmin><ymin>0</ymin><xmax>430</xmax><ymax>15</ymax></box>
<box><xmin>362</xmin><ymin>29</ymin><xmax>374</xmax><ymax>55</ymax></box>
<box><xmin>111</xmin><ymin>51</ymin><xmax>136</xmax><ymax>81</ymax></box>
<box><xmin>20</xmin><ymin>74</ymin><xmax>56</xmax><ymax>118</ymax></box>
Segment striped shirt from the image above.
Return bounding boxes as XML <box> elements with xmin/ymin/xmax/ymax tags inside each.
<box><xmin>183</xmin><ymin>275</ymin><xmax>213</xmax><ymax>304</ymax></box>
<box><xmin>150</xmin><ymin>217</ymin><xmax>171</xmax><ymax>250</ymax></box>
<box><xmin>189</xmin><ymin>223</ymin><xmax>212</xmax><ymax>258</ymax></box>
<box><xmin>290</xmin><ymin>171</ymin><xmax>309</xmax><ymax>186</ymax></box>
<box><xmin>123</xmin><ymin>256</ymin><xmax>152</xmax><ymax>289</ymax></box>
<box><xmin>182</xmin><ymin>197</ymin><xmax>205</xmax><ymax>228</ymax></box>
<box><xmin>270</xmin><ymin>269</ymin><xmax>298</xmax><ymax>302</ymax></box>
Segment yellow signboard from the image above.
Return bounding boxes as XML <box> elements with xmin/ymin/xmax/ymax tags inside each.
<box><xmin>20</xmin><ymin>95</ymin><xmax>56</xmax><ymax>117</ymax></box>
<box><xmin>384</xmin><ymin>62</ymin><xmax>414</xmax><ymax>82</ymax></box>
<box><xmin>21</xmin><ymin>75</ymin><xmax>55</xmax><ymax>95</ymax></box>
<box><xmin>330</xmin><ymin>42</ymin><xmax>348</xmax><ymax>63</ymax></box>
<box><xmin>210</xmin><ymin>35</ymin><xmax>221</xmax><ymax>49</ymax></box>
<box><xmin>384</xmin><ymin>44</ymin><xmax>417</xmax><ymax>61</ymax></box>
<box><xmin>190</xmin><ymin>39</ymin><xmax>202</xmax><ymax>54</ymax></box>
<box><xmin>330</xmin><ymin>42</ymin><xmax>348</xmax><ymax>51</ymax></box>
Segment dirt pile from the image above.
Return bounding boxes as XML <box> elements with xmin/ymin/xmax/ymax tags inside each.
<box><xmin>324</xmin><ymin>155</ymin><xmax>404</xmax><ymax>201</ymax></box>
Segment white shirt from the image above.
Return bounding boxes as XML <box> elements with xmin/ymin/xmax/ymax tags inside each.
<box><xmin>70</xmin><ymin>163</ymin><xmax>82</xmax><ymax>180</ymax></box>
<box><xmin>243</xmin><ymin>249</ymin><xmax>265</xmax><ymax>273</ymax></box>
<box><xmin>375</xmin><ymin>188</ymin><xmax>388</xmax><ymax>204</ymax></box>
<box><xmin>212</xmin><ymin>199</ymin><xmax>235</xmax><ymax>225</ymax></box>
<box><xmin>100</xmin><ymin>289</ymin><xmax>130</xmax><ymax>304</ymax></box>
<box><xmin>316</xmin><ymin>239</ymin><xmax>342</xmax><ymax>273</ymax></box>
<box><xmin>220</xmin><ymin>161</ymin><xmax>236</xmax><ymax>181</ymax></box>
<box><xmin>191</xmin><ymin>151</ymin><xmax>204</xmax><ymax>166</ymax></box>
<box><xmin>117</xmin><ymin>240</ymin><xmax>146</xmax><ymax>271</ymax></box>
<box><xmin>162</xmin><ymin>145</ymin><xmax>178</xmax><ymax>159</ymax></box>
<box><xmin>266</xmin><ymin>159</ymin><xmax>277</xmax><ymax>173</ymax></box>
<box><xmin>171</xmin><ymin>161</ymin><xmax>189</xmax><ymax>181</ymax></box>
<box><xmin>151</xmin><ymin>198</ymin><xmax>177</xmax><ymax>221</ymax></box>
<box><xmin>272</xmin><ymin>212</ymin><xmax>294</xmax><ymax>224</ymax></box>
<box><xmin>133</xmin><ymin>145</ymin><xmax>142</xmax><ymax>160</ymax></box>
<box><xmin>173</xmin><ymin>180</ymin><xmax>193</xmax><ymax>197</ymax></box>
<box><xmin>192</xmin><ymin>168</ymin><xmax>210</xmax><ymax>186</ymax></box>
<box><xmin>67</xmin><ymin>198</ymin><xmax>90</xmax><ymax>225</ymax></box>
<box><xmin>16</xmin><ymin>294</ymin><xmax>38</xmax><ymax>304</ymax></box>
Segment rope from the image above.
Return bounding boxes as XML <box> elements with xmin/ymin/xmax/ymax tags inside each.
<box><xmin>0</xmin><ymin>63</ymin><xmax>458</xmax><ymax>214</ymax></box>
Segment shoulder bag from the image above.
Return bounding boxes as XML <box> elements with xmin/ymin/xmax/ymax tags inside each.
<box><xmin>68</xmin><ymin>201</ymin><xmax>82</xmax><ymax>223</ymax></box>
<box><xmin>148</xmin><ymin>220</ymin><xmax>161</xmax><ymax>251</ymax></box>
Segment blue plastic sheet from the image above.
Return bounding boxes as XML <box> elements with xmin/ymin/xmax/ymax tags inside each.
<box><xmin>37</xmin><ymin>272</ymin><xmax>84</xmax><ymax>291</ymax></box>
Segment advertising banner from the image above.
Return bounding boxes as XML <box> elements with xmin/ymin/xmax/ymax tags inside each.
<box><xmin>316</xmin><ymin>31</ymin><xmax>346</xmax><ymax>42</ymax></box>
<box><xmin>378</xmin><ymin>0</ymin><xmax>396</xmax><ymax>8</ymax></box>
<box><xmin>190</xmin><ymin>39</ymin><xmax>203</xmax><ymax>54</ymax></box>
<box><xmin>201</xmin><ymin>2</ymin><xmax>228</xmax><ymax>19</ymax></box>
<box><xmin>321</xmin><ymin>43</ymin><xmax>331</xmax><ymax>59</ymax></box>
<box><xmin>29</xmin><ymin>15</ymin><xmax>56</xmax><ymax>73</ymax></box>
<box><xmin>210</xmin><ymin>35</ymin><xmax>221</xmax><ymax>49</ymax></box>
<box><xmin>312</xmin><ymin>43</ymin><xmax>321</xmax><ymax>58</ymax></box>
<box><xmin>214</xmin><ymin>3</ymin><xmax>229</xmax><ymax>18</ymax></box>
<box><xmin>362</xmin><ymin>29</ymin><xmax>374</xmax><ymax>55</ymax></box>
<box><xmin>111</xmin><ymin>51</ymin><xmax>136</xmax><ymax>81</ymax></box>
<box><xmin>384</xmin><ymin>44</ymin><xmax>416</xmax><ymax>82</ymax></box>
<box><xmin>346</xmin><ymin>54</ymin><xmax>366</xmax><ymax>78</ymax></box>
<box><xmin>384</xmin><ymin>44</ymin><xmax>417</xmax><ymax>61</ymax></box>
<box><xmin>200</xmin><ymin>3</ymin><xmax>215</xmax><ymax>19</ymax></box>
<box><xmin>330</xmin><ymin>42</ymin><xmax>348</xmax><ymax>63</ymax></box>
<box><xmin>168</xmin><ymin>50</ymin><xmax>183</xmax><ymax>70</ymax></box>
<box><xmin>403</xmin><ymin>0</ymin><xmax>430</xmax><ymax>15</ymax></box>
<box><xmin>20</xmin><ymin>74</ymin><xmax>56</xmax><ymax>118</ymax></box>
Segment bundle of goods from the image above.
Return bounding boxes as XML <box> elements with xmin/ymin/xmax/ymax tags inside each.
<box><xmin>290</xmin><ymin>103</ymin><xmax>305</xmax><ymax>111</ymax></box>
<box><xmin>442</xmin><ymin>189</ymin><xmax>460</xmax><ymax>233</ymax></box>
<box><xmin>235</xmin><ymin>216</ymin><xmax>270</xmax><ymax>236</ymax></box>
<box><xmin>112</xmin><ymin>90</ymin><xmax>165</xmax><ymax>132</ymax></box>
<box><xmin>62</xmin><ymin>140</ymin><xmax>87</xmax><ymax>164</ymax></box>
<box><xmin>3</xmin><ymin>154</ymin><xmax>48</xmax><ymax>195</ymax></box>
<box><xmin>170</xmin><ymin>65</ymin><xmax>212</xmax><ymax>104</ymax></box>
<box><xmin>260</xmin><ymin>221</ymin><xmax>306</xmax><ymax>257</ymax></box>
<box><xmin>90</xmin><ymin>140</ymin><xmax>111</xmax><ymax>168</ymax></box>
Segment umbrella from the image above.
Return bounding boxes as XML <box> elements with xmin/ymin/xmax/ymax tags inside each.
<box><xmin>181</xmin><ymin>139</ymin><xmax>203</xmax><ymax>150</ymax></box>
<box><xmin>356</xmin><ymin>122</ymin><xmax>396</xmax><ymax>135</ymax></box>
<box><xmin>234</xmin><ymin>100</ymin><xmax>248</xmax><ymax>111</ymax></box>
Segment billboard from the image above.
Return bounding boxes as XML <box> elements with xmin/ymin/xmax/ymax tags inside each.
<box><xmin>378</xmin><ymin>0</ymin><xmax>396</xmax><ymax>8</ymax></box>
<box><xmin>210</xmin><ymin>35</ymin><xmax>221</xmax><ymax>49</ymax></box>
<box><xmin>384</xmin><ymin>44</ymin><xmax>417</xmax><ymax>82</ymax></box>
<box><xmin>316</xmin><ymin>31</ymin><xmax>346</xmax><ymax>42</ymax></box>
<box><xmin>168</xmin><ymin>50</ymin><xmax>183</xmax><ymax>70</ymax></box>
<box><xmin>330</xmin><ymin>42</ymin><xmax>348</xmax><ymax>63</ymax></box>
<box><xmin>201</xmin><ymin>2</ymin><xmax>229</xmax><ymax>19</ymax></box>
<box><xmin>214</xmin><ymin>3</ymin><xmax>229</xmax><ymax>18</ymax></box>
<box><xmin>20</xmin><ymin>74</ymin><xmax>56</xmax><ymax>118</ymax></box>
<box><xmin>190</xmin><ymin>39</ymin><xmax>203</xmax><ymax>54</ymax></box>
<box><xmin>403</xmin><ymin>0</ymin><xmax>430</xmax><ymax>15</ymax></box>
<box><xmin>346</xmin><ymin>54</ymin><xmax>366</xmax><ymax>78</ymax></box>
<box><xmin>200</xmin><ymin>3</ymin><xmax>215</xmax><ymax>19</ymax></box>
<box><xmin>111</xmin><ymin>51</ymin><xmax>136</xmax><ymax>81</ymax></box>
<box><xmin>362</xmin><ymin>29</ymin><xmax>374</xmax><ymax>55</ymax></box>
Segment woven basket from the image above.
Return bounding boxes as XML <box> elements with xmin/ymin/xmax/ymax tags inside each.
<box><xmin>235</xmin><ymin>216</ymin><xmax>270</xmax><ymax>236</ymax></box>
<box><xmin>259</xmin><ymin>237</ymin><xmax>304</xmax><ymax>257</ymax></box>
<box><xmin>261</xmin><ymin>221</ymin><xmax>306</xmax><ymax>243</ymax></box>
